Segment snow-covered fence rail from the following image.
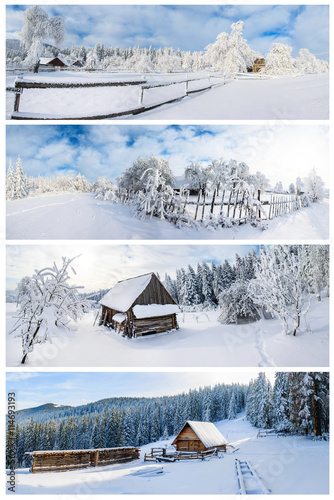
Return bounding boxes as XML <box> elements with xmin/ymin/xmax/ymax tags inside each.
<box><xmin>235</xmin><ymin>459</ymin><xmax>270</xmax><ymax>494</ymax></box>
<box><xmin>25</xmin><ymin>447</ymin><xmax>140</xmax><ymax>473</ymax></box>
<box><xmin>10</xmin><ymin>72</ymin><xmax>226</xmax><ymax>120</ymax></box>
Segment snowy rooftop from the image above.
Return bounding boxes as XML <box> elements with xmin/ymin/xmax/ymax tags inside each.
<box><xmin>39</xmin><ymin>57</ymin><xmax>69</xmax><ymax>66</ymax></box>
<box><xmin>100</xmin><ymin>273</ymin><xmax>153</xmax><ymax>312</ymax></box>
<box><xmin>173</xmin><ymin>421</ymin><xmax>228</xmax><ymax>448</ymax></box>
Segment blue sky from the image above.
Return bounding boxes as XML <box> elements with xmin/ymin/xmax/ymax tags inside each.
<box><xmin>6</xmin><ymin>124</ymin><xmax>329</xmax><ymax>188</ymax></box>
<box><xmin>6</xmin><ymin>244</ymin><xmax>258</xmax><ymax>292</ymax></box>
<box><xmin>6</xmin><ymin>371</ymin><xmax>275</xmax><ymax>410</ymax></box>
<box><xmin>6</xmin><ymin>4</ymin><xmax>329</xmax><ymax>59</ymax></box>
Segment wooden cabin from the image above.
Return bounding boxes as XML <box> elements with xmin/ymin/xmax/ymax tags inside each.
<box><xmin>25</xmin><ymin>447</ymin><xmax>140</xmax><ymax>473</ymax></box>
<box><xmin>39</xmin><ymin>57</ymin><xmax>68</xmax><ymax>68</ymax></box>
<box><xmin>172</xmin><ymin>421</ymin><xmax>228</xmax><ymax>452</ymax></box>
<box><xmin>99</xmin><ymin>272</ymin><xmax>179</xmax><ymax>338</ymax></box>
<box><xmin>252</xmin><ymin>58</ymin><xmax>266</xmax><ymax>73</ymax></box>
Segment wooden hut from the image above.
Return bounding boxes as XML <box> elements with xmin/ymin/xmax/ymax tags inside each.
<box><xmin>172</xmin><ymin>421</ymin><xmax>228</xmax><ymax>452</ymax></box>
<box><xmin>252</xmin><ymin>58</ymin><xmax>266</xmax><ymax>73</ymax></box>
<box><xmin>99</xmin><ymin>272</ymin><xmax>179</xmax><ymax>338</ymax></box>
<box><xmin>25</xmin><ymin>447</ymin><xmax>140</xmax><ymax>473</ymax></box>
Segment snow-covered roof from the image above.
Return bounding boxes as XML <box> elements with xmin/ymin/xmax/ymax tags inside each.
<box><xmin>133</xmin><ymin>304</ymin><xmax>180</xmax><ymax>318</ymax></box>
<box><xmin>39</xmin><ymin>57</ymin><xmax>68</xmax><ymax>66</ymax></box>
<box><xmin>113</xmin><ymin>313</ymin><xmax>126</xmax><ymax>323</ymax></box>
<box><xmin>100</xmin><ymin>273</ymin><xmax>153</xmax><ymax>312</ymax></box>
<box><xmin>173</xmin><ymin>421</ymin><xmax>228</xmax><ymax>448</ymax></box>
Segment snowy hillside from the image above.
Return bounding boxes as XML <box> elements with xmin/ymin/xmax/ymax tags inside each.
<box><xmin>6</xmin><ymin>192</ymin><xmax>329</xmax><ymax>240</ymax></box>
<box><xmin>6</xmin><ymin>296</ymin><xmax>329</xmax><ymax>367</ymax></box>
<box><xmin>9</xmin><ymin>413</ymin><xmax>329</xmax><ymax>495</ymax></box>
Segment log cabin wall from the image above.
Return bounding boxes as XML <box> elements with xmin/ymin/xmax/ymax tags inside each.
<box><xmin>133</xmin><ymin>314</ymin><xmax>175</xmax><ymax>336</ymax></box>
<box><xmin>27</xmin><ymin>447</ymin><xmax>140</xmax><ymax>473</ymax></box>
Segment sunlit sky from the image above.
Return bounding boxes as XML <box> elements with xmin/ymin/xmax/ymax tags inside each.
<box><xmin>6</xmin><ymin>371</ymin><xmax>276</xmax><ymax>410</ymax></box>
<box><xmin>6</xmin><ymin>125</ymin><xmax>329</xmax><ymax>189</ymax></box>
<box><xmin>6</xmin><ymin>4</ymin><xmax>329</xmax><ymax>60</ymax></box>
<box><xmin>6</xmin><ymin>244</ymin><xmax>257</xmax><ymax>292</ymax></box>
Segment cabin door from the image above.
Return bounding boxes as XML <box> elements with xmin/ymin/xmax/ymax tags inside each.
<box><xmin>189</xmin><ymin>440</ymin><xmax>199</xmax><ymax>451</ymax></box>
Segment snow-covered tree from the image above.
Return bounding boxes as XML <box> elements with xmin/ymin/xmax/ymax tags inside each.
<box><xmin>262</xmin><ymin>43</ymin><xmax>295</xmax><ymax>76</ymax></box>
<box><xmin>133</xmin><ymin>167</ymin><xmax>175</xmax><ymax>220</ymax></box>
<box><xmin>205</xmin><ymin>21</ymin><xmax>258</xmax><ymax>74</ymax></box>
<box><xmin>14</xmin><ymin>156</ymin><xmax>28</xmax><ymax>199</ymax></box>
<box><xmin>6</xmin><ymin>159</ymin><xmax>16</xmax><ymax>200</ymax></box>
<box><xmin>20</xmin><ymin>5</ymin><xmax>65</xmax><ymax>72</ymax></box>
<box><xmin>184</xmin><ymin>161</ymin><xmax>211</xmax><ymax>194</ymax></box>
<box><xmin>303</xmin><ymin>168</ymin><xmax>325</xmax><ymax>202</ymax></box>
<box><xmin>248</xmin><ymin>246</ymin><xmax>312</xmax><ymax>336</ymax></box>
<box><xmin>11</xmin><ymin>256</ymin><xmax>89</xmax><ymax>364</ymax></box>
<box><xmin>295</xmin><ymin>48</ymin><xmax>329</xmax><ymax>74</ymax></box>
<box><xmin>218</xmin><ymin>279</ymin><xmax>260</xmax><ymax>324</ymax></box>
<box><xmin>118</xmin><ymin>154</ymin><xmax>175</xmax><ymax>192</ymax></box>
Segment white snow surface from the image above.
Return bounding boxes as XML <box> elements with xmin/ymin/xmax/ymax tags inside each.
<box><xmin>100</xmin><ymin>274</ymin><xmax>152</xmax><ymax>312</ymax></box>
<box><xmin>6</xmin><ymin>296</ymin><xmax>329</xmax><ymax>367</ymax></box>
<box><xmin>6</xmin><ymin>72</ymin><xmax>328</xmax><ymax>120</ymax></box>
<box><xmin>8</xmin><ymin>413</ymin><xmax>329</xmax><ymax>494</ymax></box>
<box><xmin>133</xmin><ymin>304</ymin><xmax>179</xmax><ymax>318</ymax></box>
<box><xmin>132</xmin><ymin>73</ymin><xmax>329</xmax><ymax>120</ymax></box>
<box><xmin>174</xmin><ymin>421</ymin><xmax>228</xmax><ymax>448</ymax></box>
<box><xmin>6</xmin><ymin>193</ymin><xmax>329</xmax><ymax>240</ymax></box>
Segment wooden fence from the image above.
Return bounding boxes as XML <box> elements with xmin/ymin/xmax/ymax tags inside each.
<box><xmin>117</xmin><ymin>188</ymin><xmax>302</xmax><ymax>226</ymax></box>
<box><xmin>25</xmin><ymin>447</ymin><xmax>140</xmax><ymax>473</ymax></box>
<box><xmin>10</xmin><ymin>73</ymin><xmax>226</xmax><ymax>120</ymax></box>
<box><xmin>144</xmin><ymin>447</ymin><xmax>220</xmax><ymax>462</ymax></box>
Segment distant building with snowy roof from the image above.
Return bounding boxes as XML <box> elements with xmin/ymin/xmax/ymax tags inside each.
<box><xmin>99</xmin><ymin>272</ymin><xmax>179</xmax><ymax>338</ymax></box>
<box><xmin>172</xmin><ymin>421</ymin><xmax>228</xmax><ymax>452</ymax></box>
<box><xmin>39</xmin><ymin>57</ymin><xmax>69</xmax><ymax>68</ymax></box>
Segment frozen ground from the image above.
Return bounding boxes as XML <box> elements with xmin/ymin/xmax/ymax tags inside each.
<box><xmin>6</xmin><ymin>72</ymin><xmax>328</xmax><ymax>120</ymax></box>
<box><xmin>6</xmin><ymin>193</ymin><xmax>329</xmax><ymax>240</ymax></box>
<box><xmin>6</xmin><ymin>296</ymin><xmax>329</xmax><ymax>367</ymax></box>
<box><xmin>8</xmin><ymin>413</ymin><xmax>329</xmax><ymax>494</ymax></box>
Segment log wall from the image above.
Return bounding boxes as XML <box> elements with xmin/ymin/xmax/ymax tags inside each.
<box><xmin>26</xmin><ymin>447</ymin><xmax>140</xmax><ymax>473</ymax></box>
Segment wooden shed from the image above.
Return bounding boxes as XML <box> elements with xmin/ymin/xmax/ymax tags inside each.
<box><xmin>99</xmin><ymin>272</ymin><xmax>179</xmax><ymax>338</ymax></box>
<box><xmin>25</xmin><ymin>447</ymin><xmax>140</xmax><ymax>473</ymax></box>
<box><xmin>252</xmin><ymin>58</ymin><xmax>266</xmax><ymax>72</ymax></box>
<box><xmin>172</xmin><ymin>421</ymin><xmax>228</xmax><ymax>452</ymax></box>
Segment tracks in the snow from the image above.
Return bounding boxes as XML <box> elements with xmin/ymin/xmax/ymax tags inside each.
<box><xmin>235</xmin><ymin>458</ymin><xmax>270</xmax><ymax>494</ymax></box>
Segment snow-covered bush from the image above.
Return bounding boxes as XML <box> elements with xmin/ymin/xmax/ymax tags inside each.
<box><xmin>93</xmin><ymin>177</ymin><xmax>116</xmax><ymax>200</ymax></box>
<box><xmin>133</xmin><ymin>168</ymin><xmax>178</xmax><ymax>220</ymax></box>
<box><xmin>218</xmin><ymin>280</ymin><xmax>261</xmax><ymax>324</ymax></box>
<box><xmin>10</xmin><ymin>256</ymin><xmax>90</xmax><ymax>364</ymax></box>
<box><xmin>262</xmin><ymin>43</ymin><xmax>295</xmax><ymax>76</ymax></box>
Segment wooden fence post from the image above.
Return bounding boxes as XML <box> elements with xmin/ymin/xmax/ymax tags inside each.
<box><xmin>138</xmin><ymin>86</ymin><xmax>144</xmax><ymax>105</ymax></box>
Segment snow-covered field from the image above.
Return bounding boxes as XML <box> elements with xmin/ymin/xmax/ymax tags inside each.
<box><xmin>133</xmin><ymin>73</ymin><xmax>329</xmax><ymax>120</ymax></box>
<box><xmin>7</xmin><ymin>413</ymin><xmax>329</xmax><ymax>494</ymax></box>
<box><xmin>6</xmin><ymin>72</ymin><xmax>328</xmax><ymax>120</ymax></box>
<box><xmin>6</xmin><ymin>192</ymin><xmax>329</xmax><ymax>240</ymax></box>
<box><xmin>6</xmin><ymin>296</ymin><xmax>329</xmax><ymax>367</ymax></box>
